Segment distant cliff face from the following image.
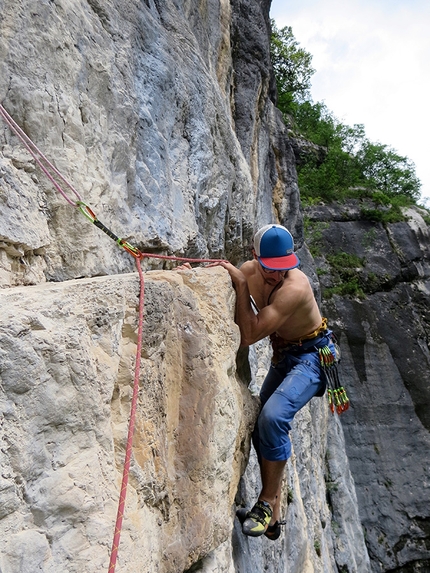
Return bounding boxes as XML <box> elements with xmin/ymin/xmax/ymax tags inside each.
<box><xmin>305</xmin><ymin>200</ymin><xmax>430</xmax><ymax>572</ymax></box>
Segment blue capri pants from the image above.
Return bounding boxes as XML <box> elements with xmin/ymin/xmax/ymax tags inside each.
<box><xmin>252</xmin><ymin>333</ymin><xmax>334</xmax><ymax>462</ymax></box>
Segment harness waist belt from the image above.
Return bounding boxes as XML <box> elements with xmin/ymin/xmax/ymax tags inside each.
<box><xmin>281</xmin><ymin>317</ymin><xmax>328</xmax><ymax>346</ymax></box>
<box><xmin>270</xmin><ymin>318</ymin><xmax>329</xmax><ymax>364</ymax></box>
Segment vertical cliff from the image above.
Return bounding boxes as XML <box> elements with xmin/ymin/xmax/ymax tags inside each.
<box><xmin>305</xmin><ymin>201</ymin><xmax>430</xmax><ymax>572</ymax></box>
<box><xmin>0</xmin><ymin>0</ymin><xmax>304</xmax><ymax>287</ymax></box>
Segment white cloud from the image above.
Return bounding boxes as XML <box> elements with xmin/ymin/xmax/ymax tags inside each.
<box><xmin>270</xmin><ymin>0</ymin><xmax>430</xmax><ymax>201</ymax></box>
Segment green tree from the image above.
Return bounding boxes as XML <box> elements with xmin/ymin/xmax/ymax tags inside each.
<box><xmin>270</xmin><ymin>21</ymin><xmax>315</xmax><ymax>116</ymax></box>
<box><xmin>270</xmin><ymin>23</ymin><xmax>422</xmax><ymax>204</ymax></box>
<box><xmin>294</xmin><ymin>102</ymin><xmax>366</xmax><ymax>199</ymax></box>
<box><xmin>293</xmin><ymin>100</ymin><xmax>336</xmax><ymax>146</ymax></box>
<box><xmin>356</xmin><ymin>142</ymin><xmax>421</xmax><ymax>200</ymax></box>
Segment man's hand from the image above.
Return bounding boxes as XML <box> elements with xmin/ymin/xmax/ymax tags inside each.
<box><xmin>206</xmin><ymin>261</ymin><xmax>247</xmax><ymax>290</ymax></box>
<box><xmin>175</xmin><ymin>262</ymin><xmax>192</xmax><ymax>270</ymax></box>
<box><xmin>175</xmin><ymin>260</ymin><xmax>247</xmax><ymax>293</ymax></box>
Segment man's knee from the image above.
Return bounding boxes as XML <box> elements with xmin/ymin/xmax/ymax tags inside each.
<box><xmin>258</xmin><ymin>404</ymin><xmax>278</xmax><ymax>431</ymax></box>
<box><xmin>258</xmin><ymin>401</ymin><xmax>291</xmax><ymax>444</ymax></box>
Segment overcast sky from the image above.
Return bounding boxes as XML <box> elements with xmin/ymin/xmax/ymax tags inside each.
<box><xmin>270</xmin><ymin>0</ymin><xmax>430</xmax><ymax>203</ymax></box>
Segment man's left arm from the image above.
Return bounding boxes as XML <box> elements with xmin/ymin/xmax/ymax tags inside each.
<box><xmin>216</xmin><ymin>262</ymin><xmax>289</xmax><ymax>346</ymax></box>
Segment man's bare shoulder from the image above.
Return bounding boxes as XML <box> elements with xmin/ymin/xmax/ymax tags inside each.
<box><xmin>239</xmin><ymin>259</ymin><xmax>258</xmax><ymax>277</ymax></box>
<box><xmin>285</xmin><ymin>267</ymin><xmax>311</xmax><ymax>285</ymax></box>
<box><xmin>276</xmin><ymin>268</ymin><xmax>313</xmax><ymax>300</ymax></box>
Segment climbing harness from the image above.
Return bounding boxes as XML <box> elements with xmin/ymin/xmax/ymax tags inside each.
<box><xmin>269</xmin><ymin>318</ymin><xmax>329</xmax><ymax>364</ymax></box>
<box><xmin>284</xmin><ymin>317</ymin><xmax>328</xmax><ymax>346</ymax></box>
<box><xmin>0</xmin><ymin>103</ymin><xmax>227</xmax><ymax>572</ymax></box>
<box><xmin>318</xmin><ymin>337</ymin><xmax>349</xmax><ymax>414</ymax></box>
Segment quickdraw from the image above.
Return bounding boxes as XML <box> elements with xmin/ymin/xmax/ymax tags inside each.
<box><xmin>318</xmin><ymin>341</ymin><xmax>350</xmax><ymax>414</ymax></box>
<box><xmin>77</xmin><ymin>201</ymin><xmax>142</xmax><ymax>258</ymax></box>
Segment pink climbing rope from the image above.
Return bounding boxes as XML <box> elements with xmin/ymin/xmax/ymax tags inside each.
<box><xmin>0</xmin><ymin>103</ymin><xmax>82</xmax><ymax>205</ymax></box>
<box><xmin>108</xmin><ymin>255</ymin><xmax>145</xmax><ymax>573</ymax></box>
<box><xmin>138</xmin><ymin>252</ymin><xmax>226</xmax><ymax>264</ymax></box>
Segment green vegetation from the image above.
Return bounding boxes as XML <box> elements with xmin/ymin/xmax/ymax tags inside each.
<box><xmin>303</xmin><ymin>218</ymin><xmax>329</xmax><ymax>257</ymax></box>
<box><xmin>324</xmin><ymin>252</ymin><xmax>365</xmax><ymax>299</ymax></box>
<box><xmin>270</xmin><ymin>24</ymin><xmax>314</xmax><ymax>112</ymax></box>
<box><xmin>325</xmin><ymin>481</ymin><xmax>339</xmax><ymax>493</ymax></box>
<box><xmin>270</xmin><ymin>22</ymin><xmax>428</xmax><ymax>300</ymax></box>
<box><xmin>270</xmin><ymin>21</ymin><xmax>423</xmax><ymax>209</ymax></box>
<box><xmin>361</xmin><ymin>228</ymin><xmax>377</xmax><ymax>250</ymax></box>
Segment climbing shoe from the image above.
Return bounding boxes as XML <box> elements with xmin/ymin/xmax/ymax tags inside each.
<box><xmin>236</xmin><ymin>507</ymin><xmax>249</xmax><ymax>524</ymax></box>
<box><xmin>240</xmin><ymin>501</ymin><xmax>272</xmax><ymax>537</ymax></box>
<box><xmin>236</xmin><ymin>506</ymin><xmax>285</xmax><ymax>540</ymax></box>
<box><xmin>263</xmin><ymin>520</ymin><xmax>286</xmax><ymax>541</ymax></box>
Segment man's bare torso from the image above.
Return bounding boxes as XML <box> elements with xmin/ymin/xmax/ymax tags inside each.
<box><xmin>241</xmin><ymin>259</ymin><xmax>322</xmax><ymax>342</ymax></box>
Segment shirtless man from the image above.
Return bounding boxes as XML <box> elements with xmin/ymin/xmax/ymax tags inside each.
<box><xmin>217</xmin><ymin>224</ymin><xmax>334</xmax><ymax>540</ymax></box>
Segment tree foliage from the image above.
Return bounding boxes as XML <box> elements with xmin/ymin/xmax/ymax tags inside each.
<box><xmin>357</xmin><ymin>142</ymin><xmax>421</xmax><ymax>200</ymax></box>
<box><xmin>270</xmin><ymin>23</ymin><xmax>315</xmax><ymax>113</ymax></box>
<box><xmin>270</xmin><ymin>22</ymin><xmax>422</xmax><ymax>205</ymax></box>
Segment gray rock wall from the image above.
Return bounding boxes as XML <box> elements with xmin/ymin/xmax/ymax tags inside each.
<box><xmin>0</xmin><ymin>0</ymin><xmax>249</xmax><ymax>285</ymax></box>
<box><xmin>306</xmin><ymin>201</ymin><xmax>430</xmax><ymax>572</ymax></box>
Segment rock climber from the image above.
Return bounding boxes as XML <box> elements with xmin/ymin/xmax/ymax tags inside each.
<box><xmin>215</xmin><ymin>224</ymin><xmax>336</xmax><ymax>540</ymax></box>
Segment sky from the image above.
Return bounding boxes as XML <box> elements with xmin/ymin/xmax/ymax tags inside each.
<box><xmin>269</xmin><ymin>0</ymin><xmax>430</xmax><ymax>204</ymax></box>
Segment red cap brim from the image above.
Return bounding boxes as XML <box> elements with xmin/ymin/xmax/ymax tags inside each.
<box><xmin>258</xmin><ymin>253</ymin><xmax>300</xmax><ymax>270</ymax></box>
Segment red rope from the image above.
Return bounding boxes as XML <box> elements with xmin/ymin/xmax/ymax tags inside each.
<box><xmin>0</xmin><ymin>103</ymin><xmax>82</xmax><ymax>205</ymax></box>
<box><xmin>108</xmin><ymin>256</ymin><xmax>145</xmax><ymax>573</ymax></box>
<box><xmin>138</xmin><ymin>252</ymin><xmax>227</xmax><ymax>264</ymax></box>
<box><xmin>107</xmin><ymin>253</ymin><xmax>227</xmax><ymax>573</ymax></box>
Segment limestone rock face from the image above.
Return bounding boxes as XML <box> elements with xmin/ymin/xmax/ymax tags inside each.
<box><xmin>0</xmin><ymin>0</ymin><xmax>300</xmax><ymax>288</ymax></box>
<box><xmin>4</xmin><ymin>0</ymin><xmax>426</xmax><ymax>572</ymax></box>
<box><xmin>0</xmin><ymin>267</ymin><xmax>258</xmax><ymax>572</ymax></box>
